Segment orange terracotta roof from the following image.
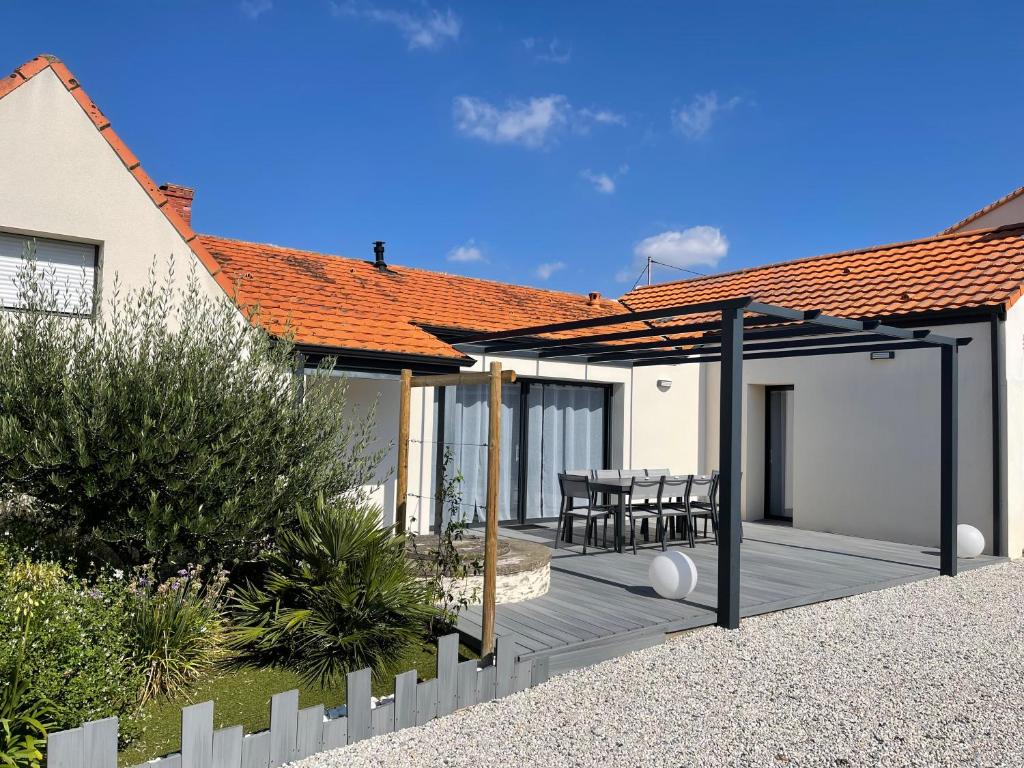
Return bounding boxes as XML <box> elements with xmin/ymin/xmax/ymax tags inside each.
<box><xmin>2</xmin><ymin>53</ymin><xmax>630</xmax><ymax>363</ymax></box>
<box><xmin>941</xmin><ymin>185</ymin><xmax>1024</xmax><ymax>235</ymax></box>
<box><xmin>198</xmin><ymin>235</ymin><xmax>631</xmax><ymax>360</ymax></box>
<box><xmin>1</xmin><ymin>54</ymin><xmax>237</xmax><ymax>305</ymax></box>
<box><xmin>621</xmin><ymin>225</ymin><xmax>1024</xmax><ymax>321</ymax></box>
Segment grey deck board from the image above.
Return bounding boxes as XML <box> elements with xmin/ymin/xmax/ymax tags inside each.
<box><xmin>460</xmin><ymin>521</ymin><xmax>1000</xmax><ymax>674</ymax></box>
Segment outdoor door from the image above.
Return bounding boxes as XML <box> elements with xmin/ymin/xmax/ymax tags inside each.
<box><xmin>440</xmin><ymin>382</ymin><xmax>522</xmax><ymax>526</ymax></box>
<box><xmin>439</xmin><ymin>379</ymin><xmax>607</xmax><ymax>527</ymax></box>
<box><xmin>522</xmin><ymin>382</ymin><xmax>606</xmax><ymax>521</ymax></box>
<box><xmin>765</xmin><ymin>386</ymin><xmax>794</xmax><ymax>520</ymax></box>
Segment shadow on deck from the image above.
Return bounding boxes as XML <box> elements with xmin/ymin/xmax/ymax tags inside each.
<box><xmin>457</xmin><ymin>521</ymin><xmax>1000</xmax><ymax>676</ymax></box>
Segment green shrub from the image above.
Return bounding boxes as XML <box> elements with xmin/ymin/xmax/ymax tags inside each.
<box><xmin>0</xmin><ymin>256</ymin><xmax>382</xmax><ymax>571</ymax></box>
<box><xmin>126</xmin><ymin>564</ymin><xmax>227</xmax><ymax>703</ymax></box>
<box><xmin>227</xmin><ymin>497</ymin><xmax>436</xmax><ymax>687</ymax></box>
<box><xmin>0</xmin><ymin>553</ymin><xmax>144</xmax><ymax>740</ymax></box>
<box><xmin>407</xmin><ymin>448</ymin><xmax>482</xmax><ymax>635</ymax></box>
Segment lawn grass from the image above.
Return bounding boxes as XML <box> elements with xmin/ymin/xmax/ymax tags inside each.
<box><xmin>120</xmin><ymin>641</ymin><xmax>477</xmax><ymax>766</ymax></box>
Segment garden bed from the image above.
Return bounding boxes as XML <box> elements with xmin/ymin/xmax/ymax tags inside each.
<box><xmin>118</xmin><ymin>641</ymin><xmax>477</xmax><ymax>766</ymax></box>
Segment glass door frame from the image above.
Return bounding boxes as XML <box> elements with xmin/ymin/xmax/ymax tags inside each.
<box><xmin>763</xmin><ymin>384</ymin><xmax>795</xmax><ymax>523</ymax></box>
<box><xmin>433</xmin><ymin>376</ymin><xmax>612</xmax><ymax>530</ymax></box>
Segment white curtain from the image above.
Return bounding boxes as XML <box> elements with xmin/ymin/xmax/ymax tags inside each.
<box><xmin>525</xmin><ymin>384</ymin><xmax>605</xmax><ymax>519</ymax></box>
<box><xmin>442</xmin><ymin>384</ymin><xmax>520</xmax><ymax>524</ymax></box>
<box><xmin>443</xmin><ymin>381</ymin><xmax>605</xmax><ymax>524</ymax></box>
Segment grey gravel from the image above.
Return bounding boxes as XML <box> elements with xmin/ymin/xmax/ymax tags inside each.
<box><xmin>292</xmin><ymin>561</ymin><xmax>1024</xmax><ymax>768</ymax></box>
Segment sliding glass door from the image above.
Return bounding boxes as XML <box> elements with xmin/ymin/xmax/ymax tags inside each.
<box><xmin>441</xmin><ymin>383</ymin><xmax>521</xmax><ymax>524</ymax></box>
<box><xmin>523</xmin><ymin>383</ymin><xmax>606</xmax><ymax>520</ymax></box>
<box><xmin>440</xmin><ymin>379</ymin><xmax>607</xmax><ymax>527</ymax></box>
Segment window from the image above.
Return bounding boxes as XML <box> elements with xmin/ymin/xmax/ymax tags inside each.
<box><xmin>0</xmin><ymin>231</ymin><xmax>97</xmax><ymax>314</ymax></box>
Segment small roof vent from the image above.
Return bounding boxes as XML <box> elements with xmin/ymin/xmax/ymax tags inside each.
<box><xmin>587</xmin><ymin>291</ymin><xmax>601</xmax><ymax>305</ymax></box>
<box><xmin>373</xmin><ymin>240</ymin><xmax>387</xmax><ymax>271</ymax></box>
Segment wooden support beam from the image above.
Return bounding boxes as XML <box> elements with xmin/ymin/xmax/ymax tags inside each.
<box><xmin>395</xmin><ymin>369</ymin><xmax>412</xmax><ymax>535</ymax></box>
<box><xmin>410</xmin><ymin>371</ymin><xmax>517</xmax><ymax>388</ymax></box>
<box><xmin>481</xmin><ymin>360</ymin><xmax>502</xmax><ymax>657</ymax></box>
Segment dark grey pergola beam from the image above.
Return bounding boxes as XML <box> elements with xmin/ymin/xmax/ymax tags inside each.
<box><xmin>457</xmin><ymin>297</ymin><xmax>755</xmax><ymax>347</ymax></box>
<box><xmin>632</xmin><ymin>338</ymin><xmax>972</xmax><ymax>367</ymax></box>
<box><xmin>464</xmin><ymin>298</ymin><xmax>962</xmax><ymax>631</ymax></box>
<box><xmin>459</xmin><ymin>296</ymin><xmax>960</xmax><ymax>352</ymax></box>
<box><xmin>585</xmin><ymin>332</ymin><xmax>905</xmax><ymax>363</ymax></box>
<box><xmin>586</xmin><ymin>329</ymin><xmax>943</xmax><ymax>364</ymax></box>
<box><xmin>530</xmin><ymin>314</ymin><xmax>813</xmax><ymax>357</ymax></box>
<box><xmin>533</xmin><ymin>320</ymin><xmax>864</xmax><ymax>360</ymax></box>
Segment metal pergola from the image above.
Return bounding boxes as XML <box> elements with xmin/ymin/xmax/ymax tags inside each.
<box><xmin>456</xmin><ymin>297</ymin><xmax>969</xmax><ymax>630</ymax></box>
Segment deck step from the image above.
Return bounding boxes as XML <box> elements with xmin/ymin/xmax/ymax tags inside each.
<box><xmin>516</xmin><ymin>614</ymin><xmax>712</xmax><ymax>677</ymax></box>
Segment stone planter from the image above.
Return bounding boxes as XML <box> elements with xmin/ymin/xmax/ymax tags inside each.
<box><xmin>408</xmin><ymin>535</ymin><xmax>550</xmax><ymax>605</ymax></box>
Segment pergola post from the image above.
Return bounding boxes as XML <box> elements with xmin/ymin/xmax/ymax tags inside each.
<box><xmin>397</xmin><ymin>368</ymin><xmax>515</xmax><ymax>657</ymax></box>
<box><xmin>717</xmin><ymin>306</ymin><xmax>744</xmax><ymax>629</ymax></box>
<box><xmin>940</xmin><ymin>344</ymin><xmax>958</xmax><ymax>576</ymax></box>
<box><xmin>395</xmin><ymin>369</ymin><xmax>412</xmax><ymax>535</ymax></box>
<box><xmin>481</xmin><ymin>361</ymin><xmax>502</xmax><ymax>657</ymax></box>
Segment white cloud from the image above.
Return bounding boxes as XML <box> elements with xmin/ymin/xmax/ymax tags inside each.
<box><xmin>535</xmin><ymin>261</ymin><xmax>566</xmax><ymax>280</ymax></box>
<box><xmin>523</xmin><ymin>36</ymin><xmax>572</xmax><ymax>64</ymax></box>
<box><xmin>447</xmin><ymin>240</ymin><xmax>484</xmax><ymax>263</ymax></box>
<box><xmin>453</xmin><ymin>95</ymin><xmax>569</xmax><ymax>149</ymax></box>
<box><xmin>672</xmin><ymin>92</ymin><xmax>740</xmax><ymax>140</ymax></box>
<box><xmin>633</xmin><ymin>227</ymin><xmax>729</xmax><ymax>272</ymax></box>
<box><xmin>578</xmin><ymin>108</ymin><xmax>626</xmax><ymax>126</ymax></box>
<box><xmin>580</xmin><ymin>165</ymin><xmax>628</xmax><ymax>195</ymax></box>
<box><xmin>331</xmin><ymin>1</ymin><xmax>460</xmax><ymax>50</ymax></box>
<box><xmin>581</xmin><ymin>170</ymin><xmax>616</xmax><ymax>194</ymax></box>
<box><xmin>240</xmin><ymin>0</ymin><xmax>272</xmax><ymax>19</ymax></box>
<box><xmin>453</xmin><ymin>95</ymin><xmax>622</xmax><ymax>149</ymax></box>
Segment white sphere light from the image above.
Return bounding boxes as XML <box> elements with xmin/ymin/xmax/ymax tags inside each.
<box><xmin>956</xmin><ymin>524</ymin><xmax>985</xmax><ymax>559</ymax></box>
<box><xmin>648</xmin><ymin>550</ymin><xmax>698</xmax><ymax>599</ymax></box>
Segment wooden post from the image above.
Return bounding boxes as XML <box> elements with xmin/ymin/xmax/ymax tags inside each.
<box><xmin>481</xmin><ymin>360</ymin><xmax>502</xmax><ymax>657</ymax></box>
<box><xmin>395</xmin><ymin>369</ymin><xmax>412</xmax><ymax>535</ymax></box>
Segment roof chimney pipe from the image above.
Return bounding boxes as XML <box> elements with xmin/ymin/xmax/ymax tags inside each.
<box><xmin>373</xmin><ymin>240</ymin><xmax>387</xmax><ymax>271</ymax></box>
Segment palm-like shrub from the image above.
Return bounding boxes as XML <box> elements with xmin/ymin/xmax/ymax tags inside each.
<box><xmin>227</xmin><ymin>498</ymin><xmax>436</xmax><ymax>687</ymax></box>
<box><xmin>125</xmin><ymin>565</ymin><xmax>227</xmax><ymax>703</ymax></box>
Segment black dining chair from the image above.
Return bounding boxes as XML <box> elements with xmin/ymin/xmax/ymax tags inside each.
<box><xmin>659</xmin><ymin>474</ymin><xmax>691</xmax><ymax>544</ymax></box>
<box><xmin>689</xmin><ymin>470</ymin><xmax>720</xmax><ymax>543</ymax></box>
<box><xmin>680</xmin><ymin>474</ymin><xmax>716</xmax><ymax>547</ymax></box>
<box><xmin>626</xmin><ymin>476</ymin><xmax>666</xmax><ymax>553</ymax></box>
<box><xmin>556</xmin><ymin>473</ymin><xmax>613</xmax><ymax>553</ymax></box>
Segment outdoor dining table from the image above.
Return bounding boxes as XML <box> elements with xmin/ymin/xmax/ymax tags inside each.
<box><xmin>583</xmin><ymin>474</ymin><xmax>694</xmax><ymax>554</ymax></box>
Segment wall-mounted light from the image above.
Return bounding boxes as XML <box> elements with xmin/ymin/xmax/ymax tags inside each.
<box><xmin>656</xmin><ymin>379</ymin><xmax>673</xmax><ymax>391</ymax></box>
<box><xmin>869</xmin><ymin>350</ymin><xmax>895</xmax><ymax>360</ymax></box>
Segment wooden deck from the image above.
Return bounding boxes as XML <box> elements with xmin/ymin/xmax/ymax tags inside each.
<box><xmin>458</xmin><ymin>521</ymin><xmax>1000</xmax><ymax>676</ymax></box>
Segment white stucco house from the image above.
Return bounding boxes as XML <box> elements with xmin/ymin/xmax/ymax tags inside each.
<box><xmin>2</xmin><ymin>53</ymin><xmax>1022</xmax><ymax>558</ymax></box>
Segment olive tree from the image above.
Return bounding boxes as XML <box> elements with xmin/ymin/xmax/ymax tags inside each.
<box><xmin>0</xmin><ymin>255</ymin><xmax>383</xmax><ymax>571</ymax></box>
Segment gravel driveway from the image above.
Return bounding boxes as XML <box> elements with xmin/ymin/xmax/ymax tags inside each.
<box><xmin>291</xmin><ymin>560</ymin><xmax>1024</xmax><ymax>768</ymax></box>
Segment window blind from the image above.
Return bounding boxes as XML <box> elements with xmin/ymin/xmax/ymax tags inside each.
<box><xmin>0</xmin><ymin>231</ymin><xmax>96</xmax><ymax>313</ymax></box>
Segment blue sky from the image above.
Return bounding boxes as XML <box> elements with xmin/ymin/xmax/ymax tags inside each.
<box><xmin>5</xmin><ymin>1</ymin><xmax>1024</xmax><ymax>297</ymax></box>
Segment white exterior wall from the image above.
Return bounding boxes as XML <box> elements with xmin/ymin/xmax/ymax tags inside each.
<box><xmin>0</xmin><ymin>69</ymin><xmax>224</xmax><ymax>311</ymax></box>
<box><xmin>950</xmin><ymin>194</ymin><xmax>1024</xmax><ymax>233</ymax></box>
<box><xmin>1002</xmin><ymin>304</ymin><xmax>1024</xmax><ymax>557</ymax></box>
<box><xmin>701</xmin><ymin>320</ymin><xmax>998</xmax><ymax>552</ymax></box>
<box><xmin>356</xmin><ymin>356</ymin><xmax>702</xmax><ymax>535</ymax></box>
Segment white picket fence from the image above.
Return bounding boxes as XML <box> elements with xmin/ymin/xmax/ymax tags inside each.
<box><xmin>46</xmin><ymin>634</ymin><xmax>543</xmax><ymax>768</ymax></box>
